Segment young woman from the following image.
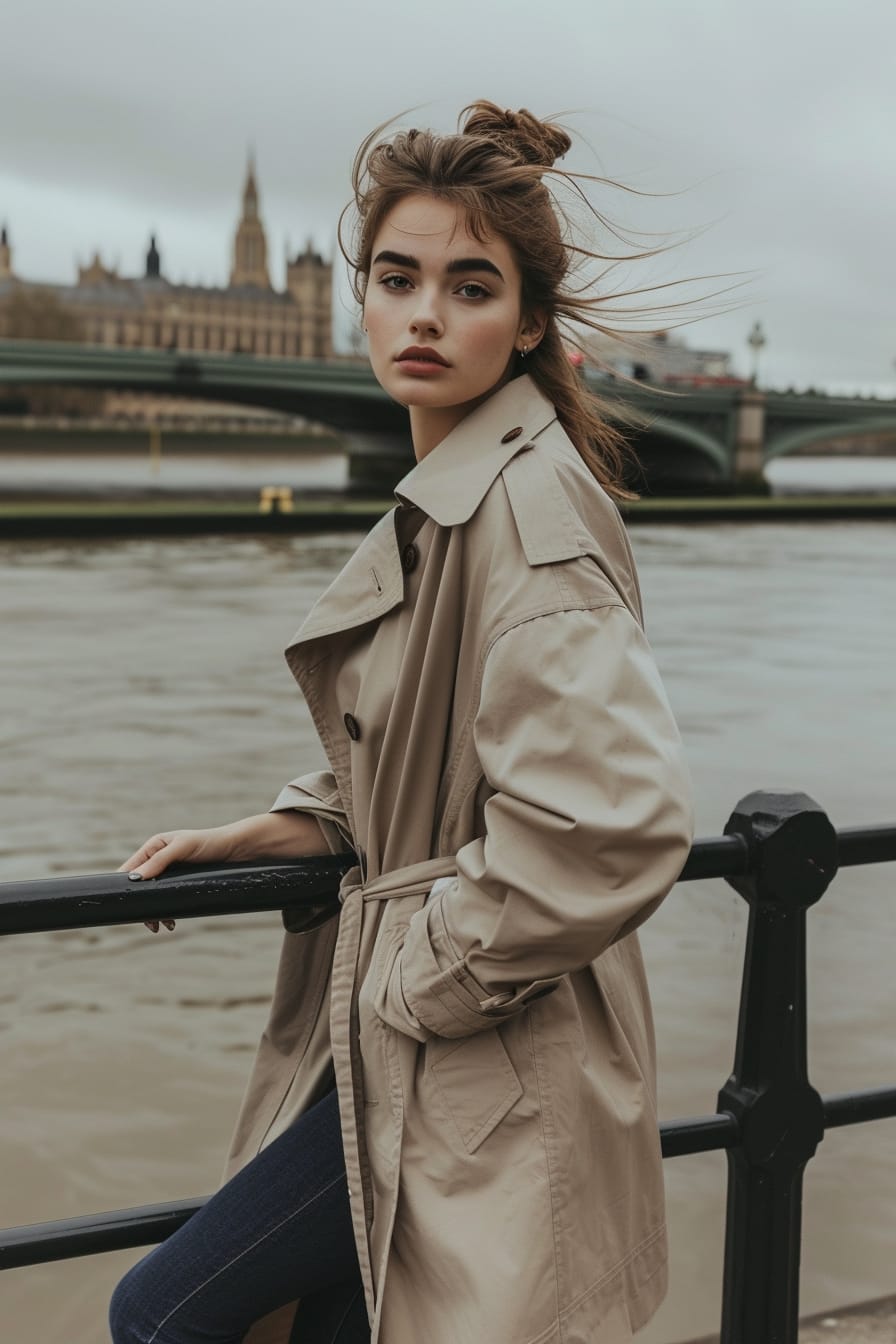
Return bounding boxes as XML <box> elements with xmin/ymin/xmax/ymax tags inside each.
<box><xmin>110</xmin><ymin>102</ymin><xmax>694</xmax><ymax>1344</ymax></box>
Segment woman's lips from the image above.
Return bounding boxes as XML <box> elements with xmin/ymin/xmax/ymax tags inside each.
<box><xmin>395</xmin><ymin>356</ymin><xmax>450</xmax><ymax>375</ymax></box>
<box><xmin>395</xmin><ymin>347</ymin><xmax>450</xmax><ymax>374</ymax></box>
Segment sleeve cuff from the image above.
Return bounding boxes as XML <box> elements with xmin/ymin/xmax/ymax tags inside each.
<box><xmin>378</xmin><ymin>891</ymin><xmax>561</xmax><ymax>1041</ymax></box>
<box><xmin>269</xmin><ymin>778</ymin><xmax>353</xmax><ymax>856</ymax></box>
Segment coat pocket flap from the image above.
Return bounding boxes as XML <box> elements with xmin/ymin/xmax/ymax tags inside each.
<box><xmin>428</xmin><ymin>1031</ymin><xmax>523</xmax><ymax>1154</ymax></box>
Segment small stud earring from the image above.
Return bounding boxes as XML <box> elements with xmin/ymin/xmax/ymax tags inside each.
<box><xmin>520</xmin><ymin>344</ymin><xmax>528</xmax><ymax>358</ymax></box>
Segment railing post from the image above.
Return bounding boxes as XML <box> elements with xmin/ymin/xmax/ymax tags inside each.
<box><xmin>717</xmin><ymin>790</ymin><xmax>837</xmax><ymax>1344</ymax></box>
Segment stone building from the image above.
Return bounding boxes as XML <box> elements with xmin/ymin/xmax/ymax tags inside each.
<box><xmin>582</xmin><ymin>328</ymin><xmax>741</xmax><ymax>385</ymax></box>
<box><xmin>0</xmin><ymin>156</ymin><xmax>333</xmax><ymax>359</ymax></box>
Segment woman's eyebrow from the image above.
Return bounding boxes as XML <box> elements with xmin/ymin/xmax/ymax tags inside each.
<box><xmin>445</xmin><ymin>257</ymin><xmax>504</xmax><ymax>280</ymax></box>
<box><xmin>371</xmin><ymin>250</ymin><xmax>504</xmax><ymax>281</ymax></box>
<box><xmin>372</xmin><ymin>250</ymin><xmax>420</xmax><ymax>269</ymax></box>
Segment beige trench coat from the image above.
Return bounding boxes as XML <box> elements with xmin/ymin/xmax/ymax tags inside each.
<box><xmin>223</xmin><ymin>375</ymin><xmax>695</xmax><ymax>1344</ymax></box>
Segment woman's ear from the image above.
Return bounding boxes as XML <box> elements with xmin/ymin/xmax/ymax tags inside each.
<box><xmin>516</xmin><ymin>311</ymin><xmax>547</xmax><ymax>356</ymax></box>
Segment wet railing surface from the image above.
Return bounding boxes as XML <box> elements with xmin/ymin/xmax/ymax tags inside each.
<box><xmin>1</xmin><ymin>789</ymin><xmax>895</xmax><ymax>1344</ymax></box>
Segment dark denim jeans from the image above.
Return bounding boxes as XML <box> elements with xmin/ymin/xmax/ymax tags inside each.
<box><xmin>108</xmin><ymin>1086</ymin><xmax>369</xmax><ymax>1343</ymax></box>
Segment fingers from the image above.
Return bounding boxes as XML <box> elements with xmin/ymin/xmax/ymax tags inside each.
<box><xmin>135</xmin><ymin>842</ymin><xmax>177</xmax><ymax>880</ymax></box>
<box><xmin>119</xmin><ymin>834</ymin><xmax>181</xmax><ymax>933</ymax></box>
<box><xmin>118</xmin><ymin>833</ymin><xmax>173</xmax><ymax>877</ymax></box>
<box><xmin>143</xmin><ymin>918</ymin><xmax>177</xmax><ymax>934</ymax></box>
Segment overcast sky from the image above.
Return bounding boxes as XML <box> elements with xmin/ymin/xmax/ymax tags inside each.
<box><xmin>1</xmin><ymin>0</ymin><xmax>893</xmax><ymax>394</ymax></box>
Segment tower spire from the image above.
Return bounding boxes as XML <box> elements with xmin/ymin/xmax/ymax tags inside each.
<box><xmin>145</xmin><ymin>233</ymin><xmax>162</xmax><ymax>279</ymax></box>
<box><xmin>0</xmin><ymin>221</ymin><xmax>13</xmax><ymax>280</ymax></box>
<box><xmin>230</xmin><ymin>150</ymin><xmax>270</xmax><ymax>289</ymax></box>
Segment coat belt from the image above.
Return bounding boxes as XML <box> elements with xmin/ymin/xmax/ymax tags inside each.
<box><xmin>339</xmin><ymin>854</ymin><xmax>458</xmax><ymax>905</ymax></box>
<box><xmin>282</xmin><ymin>855</ymin><xmax>457</xmax><ymax>934</ymax></box>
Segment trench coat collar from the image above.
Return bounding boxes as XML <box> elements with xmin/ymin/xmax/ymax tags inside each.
<box><xmin>285</xmin><ymin>376</ymin><xmax>557</xmax><ymax>654</ymax></box>
<box><xmin>393</xmin><ymin>374</ymin><xmax>557</xmax><ymax>527</ymax></box>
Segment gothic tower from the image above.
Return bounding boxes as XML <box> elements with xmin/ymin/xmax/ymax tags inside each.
<box><xmin>286</xmin><ymin>238</ymin><xmax>333</xmax><ymax>357</ymax></box>
<box><xmin>145</xmin><ymin>233</ymin><xmax>162</xmax><ymax>280</ymax></box>
<box><xmin>0</xmin><ymin>223</ymin><xmax>13</xmax><ymax>281</ymax></box>
<box><xmin>230</xmin><ymin>153</ymin><xmax>271</xmax><ymax>289</ymax></box>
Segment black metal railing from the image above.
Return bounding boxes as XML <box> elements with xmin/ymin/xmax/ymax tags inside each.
<box><xmin>1</xmin><ymin>789</ymin><xmax>895</xmax><ymax>1344</ymax></box>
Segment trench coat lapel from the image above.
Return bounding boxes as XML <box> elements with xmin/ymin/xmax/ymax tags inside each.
<box><xmin>394</xmin><ymin>373</ymin><xmax>557</xmax><ymax>525</ymax></box>
<box><xmin>285</xmin><ymin>375</ymin><xmax>556</xmax><ymax>656</ymax></box>
<box><xmin>285</xmin><ymin>506</ymin><xmax>406</xmax><ymax>651</ymax></box>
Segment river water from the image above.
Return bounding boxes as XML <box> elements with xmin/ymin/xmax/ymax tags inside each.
<box><xmin>0</xmin><ymin>445</ymin><xmax>895</xmax><ymax>497</ymax></box>
<box><xmin>1</xmin><ymin>468</ymin><xmax>895</xmax><ymax>1341</ymax></box>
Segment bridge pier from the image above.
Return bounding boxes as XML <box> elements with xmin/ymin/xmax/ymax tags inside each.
<box><xmin>734</xmin><ymin>387</ymin><xmax>769</xmax><ymax>493</ymax></box>
<box><xmin>344</xmin><ymin>428</ymin><xmax>414</xmax><ymax>496</ymax></box>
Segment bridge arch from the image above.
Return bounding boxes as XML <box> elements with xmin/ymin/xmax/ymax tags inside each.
<box><xmin>620</xmin><ymin>413</ymin><xmax>730</xmax><ymax>484</ymax></box>
<box><xmin>767</xmin><ymin>416</ymin><xmax>896</xmax><ymax>461</ymax></box>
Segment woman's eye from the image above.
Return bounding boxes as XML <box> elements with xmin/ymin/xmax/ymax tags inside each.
<box><xmin>458</xmin><ymin>282</ymin><xmax>488</xmax><ymax>299</ymax></box>
<box><xmin>381</xmin><ymin>274</ymin><xmax>411</xmax><ymax>290</ymax></box>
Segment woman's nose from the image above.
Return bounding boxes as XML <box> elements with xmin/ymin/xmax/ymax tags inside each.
<box><xmin>408</xmin><ymin>292</ymin><xmax>443</xmax><ymax>337</ymax></box>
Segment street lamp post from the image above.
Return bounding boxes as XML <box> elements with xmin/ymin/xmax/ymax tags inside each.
<box><xmin>748</xmin><ymin>321</ymin><xmax>766</xmax><ymax>387</ymax></box>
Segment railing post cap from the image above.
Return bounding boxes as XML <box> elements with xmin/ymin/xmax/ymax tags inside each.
<box><xmin>723</xmin><ymin>788</ymin><xmax>838</xmax><ymax>907</ymax></box>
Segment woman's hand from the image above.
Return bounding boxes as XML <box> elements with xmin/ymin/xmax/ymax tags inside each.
<box><xmin>118</xmin><ymin>811</ymin><xmax>328</xmax><ymax>932</ymax></box>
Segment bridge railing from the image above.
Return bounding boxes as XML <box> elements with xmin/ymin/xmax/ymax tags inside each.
<box><xmin>1</xmin><ymin>789</ymin><xmax>895</xmax><ymax>1344</ymax></box>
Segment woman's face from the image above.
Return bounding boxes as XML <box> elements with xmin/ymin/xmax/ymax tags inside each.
<box><xmin>363</xmin><ymin>193</ymin><xmax>537</xmax><ymax>426</ymax></box>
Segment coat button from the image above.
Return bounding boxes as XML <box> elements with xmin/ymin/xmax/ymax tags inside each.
<box><xmin>343</xmin><ymin>712</ymin><xmax>361</xmax><ymax>741</ymax></box>
<box><xmin>401</xmin><ymin>542</ymin><xmax>419</xmax><ymax>574</ymax></box>
<box><xmin>500</xmin><ymin>426</ymin><xmax>523</xmax><ymax>444</ymax></box>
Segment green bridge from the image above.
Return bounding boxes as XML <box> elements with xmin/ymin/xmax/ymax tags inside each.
<box><xmin>2</xmin><ymin>340</ymin><xmax>894</xmax><ymax>493</ymax></box>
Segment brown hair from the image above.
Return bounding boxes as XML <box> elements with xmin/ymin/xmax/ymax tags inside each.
<box><xmin>341</xmin><ymin>101</ymin><xmax>744</xmax><ymax>501</ymax></box>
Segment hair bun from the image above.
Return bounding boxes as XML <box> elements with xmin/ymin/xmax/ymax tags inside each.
<box><xmin>461</xmin><ymin>100</ymin><xmax>571</xmax><ymax>168</ymax></box>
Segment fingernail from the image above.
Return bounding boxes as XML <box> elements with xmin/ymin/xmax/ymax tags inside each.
<box><xmin>128</xmin><ymin>871</ymin><xmax>144</xmax><ymax>881</ymax></box>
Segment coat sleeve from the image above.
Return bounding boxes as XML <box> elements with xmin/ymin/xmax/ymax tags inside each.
<box><xmin>376</xmin><ymin>603</ymin><xmax>695</xmax><ymax>1041</ymax></box>
<box><xmin>269</xmin><ymin>769</ymin><xmax>353</xmax><ymax>857</ymax></box>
